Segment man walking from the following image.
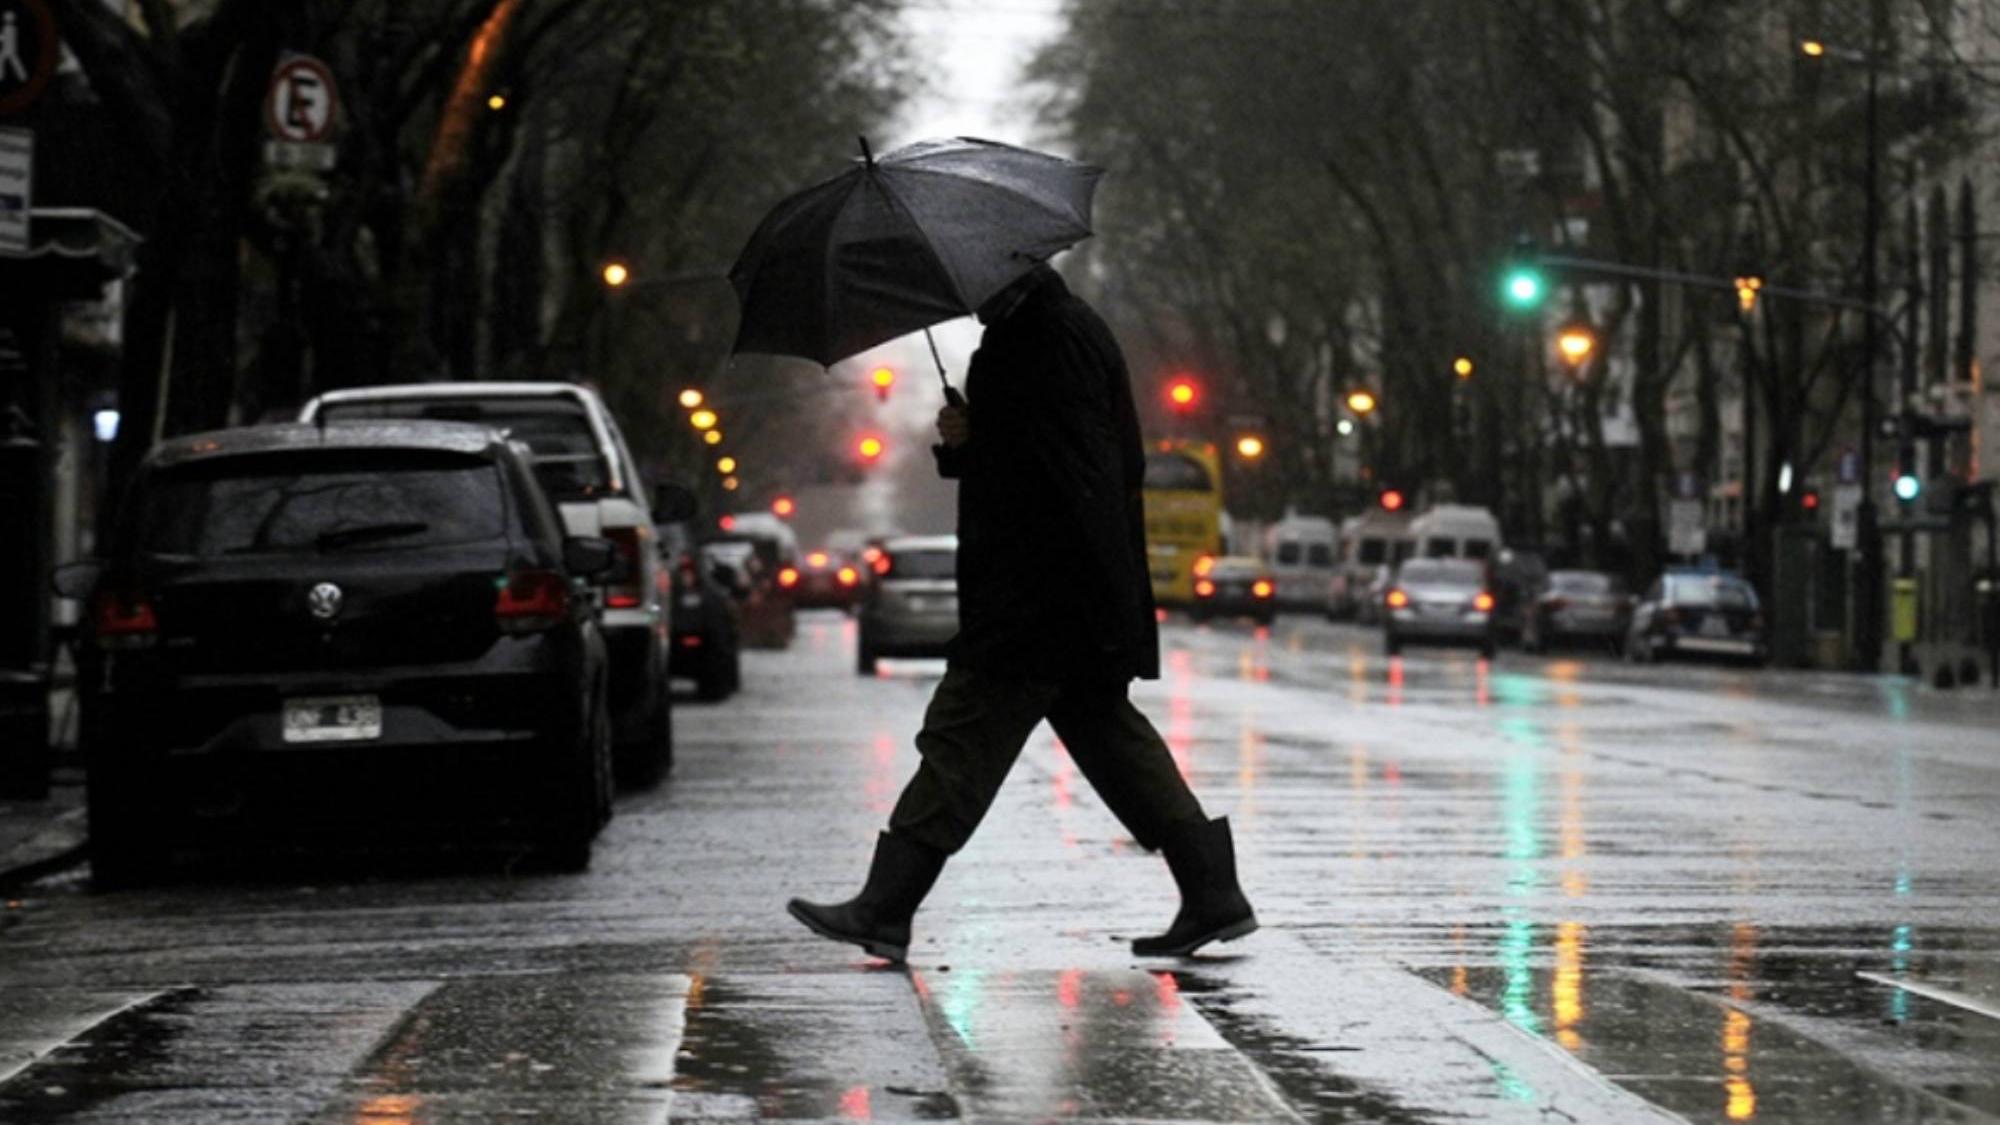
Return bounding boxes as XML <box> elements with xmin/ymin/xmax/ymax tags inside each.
<box><xmin>787</xmin><ymin>262</ymin><xmax>1256</xmax><ymax>962</ymax></box>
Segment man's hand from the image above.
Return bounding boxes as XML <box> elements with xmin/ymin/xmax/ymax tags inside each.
<box><xmin>936</xmin><ymin>403</ymin><xmax>970</xmax><ymax>449</ymax></box>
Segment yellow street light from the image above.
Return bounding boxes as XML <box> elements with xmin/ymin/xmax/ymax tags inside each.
<box><xmin>1734</xmin><ymin>275</ymin><xmax>1764</xmax><ymax>314</ymax></box>
<box><xmin>716</xmin><ymin>456</ymin><xmax>737</xmax><ymax>474</ymax></box>
<box><xmin>1557</xmin><ymin>326</ymin><xmax>1597</xmax><ymax>366</ymax></box>
<box><xmin>723</xmin><ymin>476</ymin><xmax>740</xmax><ymax>491</ymax></box>
<box><xmin>487</xmin><ymin>93</ymin><xmax>508</xmax><ymax>111</ymax></box>
<box><xmin>1453</xmin><ymin>356</ymin><xmax>1475</xmax><ymax>379</ymax></box>
<box><xmin>704</xmin><ymin>429</ymin><xmax>723</xmax><ymax>446</ymax></box>
<box><xmin>602</xmin><ymin>261</ymin><xmax>630</xmax><ymax>288</ymax></box>
<box><xmin>1345</xmin><ymin>389</ymin><xmax>1378</xmax><ymax>415</ymax></box>
<box><xmin>1800</xmin><ymin>38</ymin><xmax>1827</xmax><ymax>57</ymax></box>
<box><xmin>689</xmin><ymin>409</ymin><xmax>718</xmax><ymax>431</ymax></box>
<box><xmin>1235</xmin><ymin>435</ymin><xmax>1266</xmax><ymax>460</ymax></box>
<box><xmin>678</xmin><ymin>388</ymin><xmax>704</xmax><ymax>409</ymax></box>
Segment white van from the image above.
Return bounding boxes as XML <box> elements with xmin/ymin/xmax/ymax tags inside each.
<box><xmin>1406</xmin><ymin>504</ymin><xmax>1502</xmax><ymax>562</ymax></box>
<box><xmin>1262</xmin><ymin>515</ymin><xmax>1338</xmax><ymax>610</ymax></box>
<box><xmin>1327</xmin><ymin>509</ymin><xmax>1414</xmax><ymax>620</ymax></box>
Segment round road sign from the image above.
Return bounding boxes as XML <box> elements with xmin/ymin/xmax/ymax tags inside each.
<box><xmin>264</xmin><ymin>54</ymin><xmax>341</xmax><ymax>143</ymax></box>
<box><xmin>0</xmin><ymin>0</ymin><xmax>59</xmax><ymax>117</ymax></box>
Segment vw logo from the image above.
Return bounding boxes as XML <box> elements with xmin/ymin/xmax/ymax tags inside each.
<box><xmin>306</xmin><ymin>582</ymin><xmax>344</xmax><ymax>621</ymax></box>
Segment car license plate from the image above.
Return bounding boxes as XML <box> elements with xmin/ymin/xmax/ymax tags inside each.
<box><xmin>1699</xmin><ymin>616</ymin><xmax>1730</xmax><ymax>638</ymax></box>
<box><xmin>282</xmin><ymin>695</ymin><xmax>382</xmax><ymax>744</ymax></box>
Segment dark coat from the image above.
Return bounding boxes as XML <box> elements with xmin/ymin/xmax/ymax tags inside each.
<box><xmin>935</xmin><ymin>268</ymin><xmax>1160</xmax><ymax>682</ymax></box>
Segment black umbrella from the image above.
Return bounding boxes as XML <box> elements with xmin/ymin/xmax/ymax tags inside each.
<box><xmin>729</xmin><ymin>136</ymin><xmax>1102</xmax><ymax>394</ymax></box>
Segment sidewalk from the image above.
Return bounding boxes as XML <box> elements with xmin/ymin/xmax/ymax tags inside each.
<box><xmin>0</xmin><ymin>767</ymin><xmax>88</xmax><ymax>892</ymax></box>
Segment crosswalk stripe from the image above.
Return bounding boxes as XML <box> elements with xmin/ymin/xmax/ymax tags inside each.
<box><xmin>911</xmin><ymin>967</ymin><xmax>1304</xmax><ymax>1122</ymax></box>
<box><xmin>0</xmin><ymin>987</ymin><xmax>178</xmax><ymax>1088</ymax></box>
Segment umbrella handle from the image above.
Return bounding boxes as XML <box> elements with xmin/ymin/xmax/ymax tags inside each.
<box><xmin>924</xmin><ymin>326</ymin><xmax>962</xmax><ymax>405</ymax></box>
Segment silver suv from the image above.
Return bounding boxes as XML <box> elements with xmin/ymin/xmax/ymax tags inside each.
<box><xmin>300</xmin><ymin>382</ymin><xmax>692</xmax><ymax>782</ymax></box>
<box><xmin>856</xmin><ymin>535</ymin><xmax>958</xmax><ymax>674</ymax></box>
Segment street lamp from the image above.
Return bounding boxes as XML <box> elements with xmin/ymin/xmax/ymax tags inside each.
<box><xmin>601</xmin><ymin>261</ymin><xmax>631</xmax><ymax>289</ymax></box>
<box><xmin>1345</xmin><ymin>389</ymin><xmax>1377</xmax><ymax>415</ymax></box>
<box><xmin>703</xmin><ymin>430</ymin><xmax>723</xmax><ymax>446</ymax></box>
<box><xmin>1556</xmin><ymin>326</ymin><xmax>1596</xmax><ymax>367</ymax></box>
<box><xmin>1235</xmin><ymin>434</ymin><xmax>1266</xmax><ymax>460</ymax></box>
<box><xmin>1802</xmin><ymin>31</ymin><xmax>1885</xmax><ymax>671</ymax></box>
<box><xmin>678</xmin><ymin>388</ymin><xmax>704</xmax><ymax>409</ymax></box>
<box><xmin>1453</xmin><ymin>356</ymin><xmax>1475</xmax><ymax>379</ymax></box>
<box><xmin>716</xmin><ymin>456</ymin><xmax>737</xmax><ymax>474</ymax></box>
<box><xmin>689</xmin><ymin>409</ymin><xmax>718</xmax><ymax>431</ymax></box>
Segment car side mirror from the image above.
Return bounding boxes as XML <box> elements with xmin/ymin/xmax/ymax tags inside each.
<box><xmin>52</xmin><ymin>560</ymin><xmax>103</xmax><ymax>599</ymax></box>
<box><xmin>563</xmin><ymin>537</ymin><xmax>619</xmax><ymax>580</ymax></box>
<box><xmin>652</xmin><ymin>482</ymin><xmax>697</xmax><ymax>524</ymax></box>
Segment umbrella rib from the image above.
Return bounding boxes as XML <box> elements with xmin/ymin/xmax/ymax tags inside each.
<box><xmin>871</xmin><ymin>171</ymin><xmax>978</xmax><ymax>311</ymax></box>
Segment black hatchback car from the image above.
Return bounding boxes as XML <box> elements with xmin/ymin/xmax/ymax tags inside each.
<box><xmin>60</xmin><ymin>422</ymin><xmax>618</xmax><ymax>885</ymax></box>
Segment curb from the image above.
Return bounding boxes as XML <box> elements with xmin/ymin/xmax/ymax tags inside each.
<box><xmin>0</xmin><ymin>806</ymin><xmax>90</xmax><ymax>893</ymax></box>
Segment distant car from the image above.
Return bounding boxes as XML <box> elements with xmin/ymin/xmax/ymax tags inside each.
<box><xmin>702</xmin><ymin>534</ymin><xmax>795</xmax><ymax>649</ymax></box>
<box><xmin>1521</xmin><ymin>570</ymin><xmax>1633</xmax><ymax>653</ymax></box>
<box><xmin>794</xmin><ymin>548</ymin><xmax>864</xmax><ymax>611</ymax></box>
<box><xmin>1327</xmin><ymin>509</ymin><xmax>1412</xmax><ymax>620</ymax></box>
<box><xmin>60</xmin><ymin>422</ymin><xmax>619</xmax><ymax>885</ymax></box>
<box><xmin>857</xmin><ymin>535</ymin><xmax>959</xmax><ymax>673</ymax></box>
<box><xmin>1191</xmin><ymin>555</ymin><xmax>1277</xmax><ymax>625</ymax></box>
<box><xmin>659</xmin><ymin>522</ymin><xmax>739</xmax><ymax>701</ymax></box>
<box><xmin>1382</xmin><ymin>557</ymin><xmax>1496</xmax><ymax>657</ymax></box>
<box><xmin>1263</xmin><ymin>516</ymin><xmax>1337</xmax><ymax>611</ymax></box>
<box><xmin>1626</xmin><ymin>571</ymin><xmax>1767</xmax><ymax>666</ymax></box>
<box><xmin>300</xmin><ymin>382</ymin><xmax>695</xmax><ymax>784</ymax></box>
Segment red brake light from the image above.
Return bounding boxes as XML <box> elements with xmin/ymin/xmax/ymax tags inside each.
<box><xmin>837</xmin><ymin>566</ymin><xmax>859</xmax><ymax>587</ymax></box>
<box><xmin>496</xmin><ymin>571</ymin><xmax>570</xmax><ymax>633</ymax></box>
<box><xmin>1195</xmin><ymin>579</ymin><xmax>1216</xmax><ymax>598</ymax></box>
<box><xmin>1194</xmin><ymin>555</ymin><xmax>1216</xmax><ymax>577</ymax></box>
<box><xmin>602</xmin><ymin>526</ymin><xmax>645</xmax><ymax>609</ymax></box>
<box><xmin>871</xmin><ymin>554</ymin><xmax>892</xmax><ymax>577</ymax></box>
<box><xmin>1473</xmin><ymin>591</ymin><xmax>1495</xmax><ymax>612</ymax></box>
<box><xmin>1252</xmin><ymin>579</ymin><xmax>1274</xmax><ymax>599</ymax></box>
<box><xmin>1386</xmin><ymin>588</ymin><xmax>1410</xmax><ymax>608</ymax></box>
<box><xmin>93</xmin><ymin>592</ymin><xmax>159</xmax><ymax>649</ymax></box>
<box><xmin>777</xmin><ymin>566</ymin><xmax>800</xmax><ymax>589</ymax></box>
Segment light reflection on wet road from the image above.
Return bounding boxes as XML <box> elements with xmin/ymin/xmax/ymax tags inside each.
<box><xmin>0</xmin><ymin>612</ymin><xmax>1995</xmax><ymax>1122</ymax></box>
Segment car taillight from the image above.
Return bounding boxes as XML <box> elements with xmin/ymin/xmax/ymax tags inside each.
<box><xmin>495</xmin><ymin>571</ymin><xmax>569</xmax><ymax>634</ymax></box>
<box><xmin>1473</xmin><ymin>591</ymin><xmax>1495</xmax><ymax>612</ymax></box>
<box><xmin>93</xmin><ymin>592</ymin><xmax>159</xmax><ymax>650</ymax></box>
<box><xmin>1252</xmin><ymin>579</ymin><xmax>1274</xmax><ymax>599</ymax></box>
<box><xmin>677</xmin><ymin>554</ymin><xmax>700</xmax><ymax>587</ymax></box>
<box><xmin>1386</xmin><ymin>588</ymin><xmax>1410</xmax><ymax>608</ymax></box>
<box><xmin>1195</xmin><ymin>579</ymin><xmax>1216</xmax><ymax>598</ymax></box>
<box><xmin>602</xmin><ymin>526</ymin><xmax>645</xmax><ymax>609</ymax></box>
<box><xmin>871</xmin><ymin>555</ymin><xmax>892</xmax><ymax>577</ymax></box>
<box><xmin>1194</xmin><ymin>555</ymin><xmax>1216</xmax><ymax>578</ymax></box>
<box><xmin>837</xmin><ymin>566</ymin><xmax>859</xmax><ymax>587</ymax></box>
<box><xmin>777</xmin><ymin>566</ymin><xmax>800</xmax><ymax>589</ymax></box>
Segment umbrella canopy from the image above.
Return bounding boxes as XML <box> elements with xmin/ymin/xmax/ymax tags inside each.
<box><xmin>729</xmin><ymin>137</ymin><xmax>1102</xmax><ymax>369</ymax></box>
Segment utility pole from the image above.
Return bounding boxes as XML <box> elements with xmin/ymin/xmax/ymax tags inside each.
<box><xmin>1853</xmin><ymin>0</ymin><xmax>1887</xmax><ymax>672</ymax></box>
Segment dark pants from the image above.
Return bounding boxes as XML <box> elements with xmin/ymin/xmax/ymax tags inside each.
<box><xmin>888</xmin><ymin>666</ymin><xmax>1206</xmax><ymax>855</ymax></box>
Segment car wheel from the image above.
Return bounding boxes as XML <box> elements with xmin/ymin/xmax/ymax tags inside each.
<box><xmin>696</xmin><ymin>639</ymin><xmax>731</xmax><ymax>701</ymax></box>
<box><xmin>543</xmin><ymin>682</ymin><xmax>609</xmax><ymax>872</ymax></box>
<box><xmin>615</xmin><ymin>683</ymin><xmax>672</xmax><ymax>788</ymax></box>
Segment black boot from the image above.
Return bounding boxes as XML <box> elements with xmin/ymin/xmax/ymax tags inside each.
<box><xmin>1132</xmin><ymin>816</ymin><xmax>1257</xmax><ymax>956</ymax></box>
<box><xmin>787</xmin><ymin>831</ymin><xmax>947</xmax><ymax>963</ymax></box>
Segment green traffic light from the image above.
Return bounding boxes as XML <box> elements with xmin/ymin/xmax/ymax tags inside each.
<box><xmin>1893</xmin><ymin>474</ymin><xmax>1921</xmax><ymax>502</ymax></box>
<box><xmin>1503</xmin><ymin>269</ymin><xmax>1545</xmax><ymax>308</ymax></box>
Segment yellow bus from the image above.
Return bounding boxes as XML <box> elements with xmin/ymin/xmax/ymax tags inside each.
<box><xmin>1142</xmin><ymin>440</ymin><xmax>1225</xmax><ymax>606</ymax></box>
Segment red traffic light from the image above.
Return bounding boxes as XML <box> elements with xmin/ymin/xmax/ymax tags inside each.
<box><xmin>870</xmin><ymin>366</ymin><xmax>895</xmax><ymax>402</ymax></box>
<box><xmin>718</xmin><ymin>514</ymin><xmax>737</xmax><ymax>531</ymax></box>
<box><xmin>1802</xmin><ymin>490</ymin><xmax>1821</xmax><ymax>511</ymax></box>
<box><xmin>1166</xmin><ymin>377</ymin><xmax>1199</xmax><ymax>412</ymax></box>
<box><xmin>857</xmin><ymin>434</ymin><xmax>885</xmax><ymax>463</ymax></box>
<box><xmin>1379</xmin><ymin>488</ymin><xmax>1406</xmax><ymax>512</ymax></box>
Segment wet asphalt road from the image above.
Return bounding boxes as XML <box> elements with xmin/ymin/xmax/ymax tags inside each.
<box><xmin>2</xmin><ymin>611</ymin><xmax>1997</xmax><ymax>1123</ymax></box>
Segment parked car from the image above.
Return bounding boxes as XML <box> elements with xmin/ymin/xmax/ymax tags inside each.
<box><xmin>1522</xmin><ymin>569</ymin><xmax>1633</xmax><ymax>653</ymax></box>
<box><xmin>1262</xmin><ymin>515</ymin><xmax>1337</xmax><ymax>612</ymax></box>
<box><xmin>1626</xmin><ymin>570</ymin><xmax>1768</xmax><ymax>666</ymax></box>
<box><xmin>702</xmin><ymin>533</ymin><xmax>796</xmax><ymax>649</ymax></box>
<box><xmin>1382</xmin><ymin>557</ymin><xmax>1497</xmax><ymax>657</ymax></box>
<box><xmin>1191</xmin><ymin>555</ymin><xmax>1278</xmax><ymax>625</ymax></box>
<box><xmin>659</xmin><ymin>522</ymin><xmax>740</xmax><ymax>701</ymax></box>
<box><xmin>794</xmin><ymin>548</ymin><xmax>864</xmax><ymax>611</ymax></box>
<box><xmin>58</xmin><ymin>422</ymin><xmax>619</xmax><ymax>885</ymax></box>
<box><xmin>857</xmin><ymin>535</ymin><xmax>959</xmax><ymax>673</ymax></box>
<box><xmin>300</xmin><ymin>382</ymin><xmax>694</xmax><ymax>784</ymax></box>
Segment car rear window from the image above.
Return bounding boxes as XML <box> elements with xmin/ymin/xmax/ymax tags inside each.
<box><xmin>138</xmin><ymin>450</ymin><xmax>509</xmax><ymax>558</ymax></box>
<box><xmin>1398</xmin><ymin>560</ymin><xmax>1483</xmax><ymax>585</ymax></box>
<box><xmin>317</xmin><ymin>397</ymin><xmax>613</xmax><ymax>500</ymax></box>
<box><xmin>1356</xmin><ymin>538</ymin><xmax>1387</xmax><ymax>565</ymax></box>
<box><xmin>1670</xmin><ymin>575</ymin><xmax>1757</xmax><ymax>609</ymax></box>
<box><xmin>1307</xmin><ymin>543</ymin><xmax>1333</xmax><ymax>566</ymax></box>
<box><xmin>1550</xmin><ymin>572</ymin><xmax>1616</xmax><ymax>594</ymax></box>
<box><xmin>1143</xmin><ymin>452</ymin><xmax>1212</xmax><ymax>492</ymax></box>
<box><xmin>1276</xmin><ymin>542</ymin><xmax>1302</xmax><ymax>565</ymax></box>
<box><xmin>887</xmin><ymin>548</ymin><xmax>955</xmax><ymax>579</ymax></box>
